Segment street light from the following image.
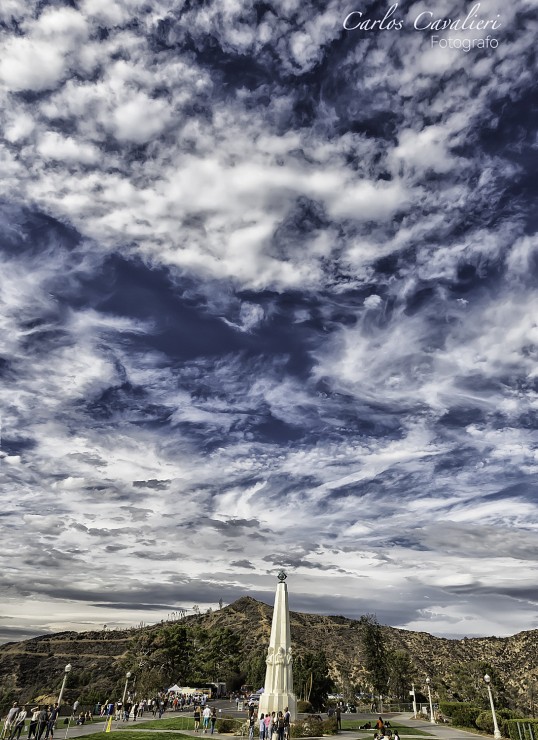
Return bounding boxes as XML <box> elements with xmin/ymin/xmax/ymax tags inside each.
<box><xmin>57</xmin><ymin>664</ymin><xmax>72</xmax><ymax>707</ymax></box>
<box><xmin>425</xmin><ymin>678</ymin><xmax>435</xmax><ymax>724</ymax></box>
<box><xmin>484</xmin><ymin>675</ymin><xmax>501</xmax><ymax>739</ymax></box>
<box><xmin>122</xmin><ymin>672</ymin><xmax>132</xmax><ymax>705</ymax></box>
<box><xmin>411</xmin><ymin>683</ymin><xmax>418</xmax><ymax>719</ymax></box>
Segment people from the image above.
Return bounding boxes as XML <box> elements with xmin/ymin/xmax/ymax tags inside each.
<box><xmin>210</xmin><ymin>708</ymin><xmax>217</xmax><ymax>735</ymax></box>
<box><xmin>264</xmin><ymin>711</ymin><xmax>272</xmax><ymax>740</ymax></box>
<box><xmin>8</xmin><ymin>707</ymin><xmax>27</xmax><ymax>740</ymax></box>
<box><xmin>36</xmin><ymin>707</ymin><xmax>48</xmax><ymax>740</ymax></box>
<box><xmin>283</xmin><ymin>708</ymin><xmax>290</xmax><ymax>740</ymax></box>
<box><xmin>376</xmin><ymin>717</ymin><xmax>385</xmax><ymax>737</ymax></box>
<box><xmin>28</xmin><ymin>707</ymin><xmax>40</xmax><ymax>739</ymax></box>
<box><xmin>193</xmin><ymin>705</ymin><xmax>201</xmax><ymax>732</ymax></box>
<box><xmin>202</xmin><ymin>705</ymin><xmax>211</xmax><ymax>734</ymax></box>
<box><xmin>44</xmin><ymin>704</ymin><xmax>59</xmax><ymax>740</ymax></box>
<box><xmin>4</xmin><ymin>704</ymin><xmax>19</xmax><ymax>738</ymax></box>
<box><xmin>276</xmin><ymin>711</ymin><xmax>285</xmax><ymax>740</ymax></box>
<box><xmin>75</xmin><ymin>713</ymin><xmax>85</xmax><ymax>726</ymax></box>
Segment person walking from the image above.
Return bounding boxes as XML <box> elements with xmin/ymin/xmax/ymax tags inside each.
<box><xmin>202</xmin><ymin>706</ymin><xmax>211</xmax><ymax>734</ymax></box>
<box><xmin>210</xmin><ymin>708</ymin><xmax>217</xmax><ymax>735</ymax></box>
<box><xmin>4</xmin><ymin>704</ymin><xmax>19</xmax><ymax>739</ymax></box>
<box><xmin>8</xmin><ymin>708</ymin><xmax>27</xmax><ymax>740</ymax></box>
<box><xmin>43</xmin><ymin>704</ymin><xmax>58</xmax><ymax>740</ymax></box>
<box><xmin>27</xmin><ymin>708</ymin><xmax>40</xmax><ymax>740</ymax></box>
<box><xmin>193</xmin><ymin>706</ymin><xmax>201</xmax><ymax>733</ymax></box>
<box><xmin>335</xmin><ymin>705</ymin><xmax>341</xmax><ymax>731</ymax></box>
<box><xmin>264</xmin><ymin>712</ymin><xmax>272</xmax><ymax>740</ymax></box>
<box><xmin>36</xmin><ymin>708</ymin><xmax>48</xmax><ymax>740</ymax></box>
<box><xmin>283</xmin><ymin>709</ymin><xmax>290</xmax><ymax>740</ymax></box>
<box><xmin>276</xmin><ymin>712</ymin><xmax>285</xmax><ymax>740</ymax></box>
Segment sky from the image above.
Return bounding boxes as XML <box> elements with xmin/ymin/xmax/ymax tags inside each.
<box><xmin>0</xmin><ymin>0</ymin><xmax>537</xmax><ymax>644</ymax></box>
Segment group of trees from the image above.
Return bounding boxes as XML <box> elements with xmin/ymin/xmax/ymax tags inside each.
<box><xmin>126</xmin><ymin>624</ymin><xmax>245</xmax><ymax>697</ymax></box>
<box><xmin>355</xmin><ymin>615</ymin><xmax>515</xmax><ymax>712</ymax></box>
<box><xmin>116</xmin><ymin>613</ymin><xmax>515</xmax><ymax>715</ymax></box>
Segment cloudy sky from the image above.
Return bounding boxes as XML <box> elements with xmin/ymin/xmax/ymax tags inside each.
<box><xmin>1</xmin><ymin>0</ymin><xmax>537</xmax><ymax>644</ymax></box>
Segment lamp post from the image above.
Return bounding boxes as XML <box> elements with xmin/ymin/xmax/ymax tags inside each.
<box><xmin>122</xmin><ymin>672</ymin><xmax>132</xmax><ymax>705</ymax></box>
<box><xmin>425</xmin><ymin>678</ymin><xmax>435</xmax><ymax>724</ymax></box>
<box><xmin>411</xmin><ymin>683</ymin><xmax>418</xmax><ymax>719</ymax></box>
<box><xmin>57</xmin><ymin>664</ymin><xmax>72</xmax><ymax>707</ymax></box>
<box><xmin>484</xmin><ymin>674</ymin><xmax>501</xmax><ymax>739</ymax></box>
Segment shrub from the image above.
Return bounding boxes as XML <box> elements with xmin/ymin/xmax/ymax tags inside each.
<box><xmin>291</xmin><ymin>718</ymin><xmax>323</xmax><ymax>737</ymax></box>
<box><xmin>476</xmin><ymin>709</ymin><xmax>523</xmax><ymax>737</ymax></box>
<box><xmin>322</xmin><ymin>717</ymin><xmax>338</xmax><ymax>735</ymax></box>
<box><xmin>217</xmin><ymin>715</ymin><xmax>241</xmax><ymax>733</ymax></box>
<box><xmin>439</xmin><ymin>702</ymin><xmax>482</xmax><ymax>728</ymax></box>
<box><xmin>297</xmin><ymin>701</ymin><xmax>314</xmax><ymax>714</ymax></box>
<box><xmin>290</xmin><ymin>716</ymin><xmax>339</xmax><ymax>737</ymax></box>
<box><xmin>505</xmin><ymin>718</ymin><xmax>538</xmax><ymax>740</ymax></box>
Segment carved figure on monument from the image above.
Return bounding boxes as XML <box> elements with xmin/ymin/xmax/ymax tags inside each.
<box><xmin>266</xmin><ymin>647</ymin><xmax>275</xmax><ymax>692</ymax></box>
<box><xmin>275</xmin><ymin>646</ymin><xmax>286</xmax><ymax>692</ymax></box>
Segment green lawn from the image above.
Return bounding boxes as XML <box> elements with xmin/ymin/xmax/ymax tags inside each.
<box><xmin>127</xmin><ymin>718</ymin><xmax>197</xmax><ymax>730</ymax></box>
<box><xmin>77</xmin><ymin>733</ymin><xmax>201</xmax><ymax>740</ymax></box>
<box><xmin>340</xmin><ymin>721</ymin><xmax>433</xmax><ymax>737</ymax></box>
<box><xmin>125</xmin><ymin>717</ymin><xmax>245</xmax><ymax>732</ymax></box>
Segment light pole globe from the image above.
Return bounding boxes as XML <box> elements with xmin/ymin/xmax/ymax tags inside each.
<box><xmin>122</xmin><ymin>671</ymin><xmax>132</xmax><ymax>706</ymax></box>
<box><xmin>57</xmin><ymin>663</ymin><xmax>72</xmax><ymax>707</ymax></box>
<box><xmin>484</xmin><ymin>675</ymin><xmax>502</xmax><ymax>739</ymax></box>
<box><xmin>425</xmin><ymin>678</ymin><xmax>435</xmax><ymax>724</ymax></box>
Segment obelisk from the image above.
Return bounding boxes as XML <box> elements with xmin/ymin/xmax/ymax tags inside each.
<box><xmin>258</xmin><ymin>571</ymin><xmax>297</xmax><ymax>720</ymax></box>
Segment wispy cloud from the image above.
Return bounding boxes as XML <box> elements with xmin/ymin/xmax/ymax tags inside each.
<box><xmin>0</xmin><ymin>0</ymin><xmax>537</xmax><ymax>642</ymax></box>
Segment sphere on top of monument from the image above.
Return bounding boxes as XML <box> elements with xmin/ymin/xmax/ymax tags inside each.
<box><xmin>277</xmin><ymin>570</ymin><xmax>287</xmax><ymax>582</ymax></box>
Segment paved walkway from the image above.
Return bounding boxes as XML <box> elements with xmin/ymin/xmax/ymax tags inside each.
<box><xmin>47</xmin><ymin>711</ymin><xmax>488</xmax><ymax>740</ymax></box>
<box><xmin>395</xmin><ymin>714</ymin><xmax>483</xmax><ymax>740</ymax></box>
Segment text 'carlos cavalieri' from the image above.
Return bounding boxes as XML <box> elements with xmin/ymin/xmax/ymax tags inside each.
<box><xmin>343</xmin><ymin>3</ymin><xmax>501</xmax><ymax>51</ymax></box>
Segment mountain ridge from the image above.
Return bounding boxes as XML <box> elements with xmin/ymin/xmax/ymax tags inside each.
<box><xmin>0</xmin><ymin>596</ymin><xmax>536</xmax><ymax>712</ymax></box>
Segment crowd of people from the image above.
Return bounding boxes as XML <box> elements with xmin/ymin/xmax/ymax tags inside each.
<box><xmin>3</xmin><ymin>693</ymin><xmax>408</xmax><ymax>740</ymax></box>
<box><xmin>240</xmin><ymin>706</ymin><xmax>292</xmax><ymax>740</ymax></box>
<box><xmin>1</xmin><ymin>703</ymin><xmax>61</xmax><ymax>740</ymax></box>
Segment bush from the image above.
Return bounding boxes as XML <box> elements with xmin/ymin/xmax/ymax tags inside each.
<box><xmin>297</xmin><ymin>701</ymin><xmax>314</xmax><ymax>714</ymax></box>
<box><xmin>322</xmin><ymin>717</ymin><xmax>338</xmax><ymax>735</ymax></box>
<box><xmin>505</xmin><ymin>718</ymin><xmax>538</xmax><ymax>740</ymax></box>
<box><xmin>476</xmin><ymin>709</ymin><xmax>523</xmax><ymax>737</ymax></box>
<box><xmin>291</xmin><ymin>718</ymin><xmax>323</xmax><ymax>737</ymax></box>
<box><xmin>476</xmin><ymin>711</ymin><xmax>496</xmax><ymax>734</ymax></box>
<box><xmin>439</xmin><ymin>702</ymin><xmax>482</xmax><ymax>728</ymax></box>
<box><xmin>217</xmin><ymin>715</ymin><xmax>241</xmax><ymax>734</ymax></box>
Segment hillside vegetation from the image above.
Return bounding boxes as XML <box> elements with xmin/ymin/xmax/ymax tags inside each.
<box><xmin>0</xmin><ymin>597</ymin><xmax>536</xmax><ymax>714</ymax></box>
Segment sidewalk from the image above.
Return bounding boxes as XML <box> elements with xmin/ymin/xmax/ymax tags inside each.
<box><xmin>53</xmin><ymin>711</ymin><xmax>489</xmax><ymax>740</ymax></box>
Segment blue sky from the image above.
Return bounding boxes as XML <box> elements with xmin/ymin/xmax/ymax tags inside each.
<box><xmin>0</xmin><ymin>0</ymin><xmax>537</xmax><ymax>643</ymax></box>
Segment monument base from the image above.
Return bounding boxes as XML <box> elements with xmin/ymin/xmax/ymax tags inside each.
<box><xmin>258</xmin><ymin>693</ymin><xmax>297</xmax><ymax>721</ymax></box>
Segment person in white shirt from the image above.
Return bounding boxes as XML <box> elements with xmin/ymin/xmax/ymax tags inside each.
<box><xmin>202</xmin><ymin>706</ymin><xmax>211</xmax><ymax>733</ymax></box>
<box><xmin>8</xmin><ymin>708</ymin><xmax>27</xmax><ymax>740</ymax></box>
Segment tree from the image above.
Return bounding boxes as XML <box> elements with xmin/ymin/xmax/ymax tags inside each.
<box><xmin>359</xmin><ymin>614</ymin><xmax>388</xmax><ymax>707</ymax></box>
<box><xmin>294</xmin><ymin>651</ymin><xmax>334</xmax><ymax>711</ymax></box>
<box><xmin>244</xmin><ymin>647</ymin><xmax>267</xmax><ymax>689</ymax></box>
<box><xmin>387</xmin><ymin>650</ymin><xmax>413</xmax><ymax>701</ymax></box>
<box><xmin>448</xmin><ymin>662</ymin><xmax>510</xmax><ymax>709</ymax></box>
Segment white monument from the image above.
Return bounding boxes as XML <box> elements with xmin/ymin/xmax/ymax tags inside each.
<box><xmin>258</xmin><ymin>571</ymin><xmax>297</xmax><ymax>720</ymax></box>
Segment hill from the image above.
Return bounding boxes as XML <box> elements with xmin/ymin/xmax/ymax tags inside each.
<box><xmin>0</xmin><ymin>596</ymin><xmax>536</xmax><ymax>713</ymax></box>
